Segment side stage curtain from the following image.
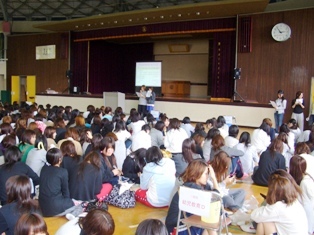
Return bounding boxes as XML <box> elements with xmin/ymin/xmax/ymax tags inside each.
<box><xmin>211</xmin><ymin>31</ymin><xmax>236</xmax><ymax>98</ymax></box>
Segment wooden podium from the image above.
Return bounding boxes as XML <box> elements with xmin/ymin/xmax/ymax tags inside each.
<box><xmin>161</xmin><ymin>81</ymin><xmax>190</xmax><ymax>97</ymax></box>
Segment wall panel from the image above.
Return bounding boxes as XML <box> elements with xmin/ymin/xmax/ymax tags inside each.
<box><xmin>237</xmin><ymin>8</ymin><xmax>314</xmax><ymax>123</ymax></box>
<box><xmin>7</xmin><ymin>33</ymin><xmax>69</xmax><ymax>94</ymax></box>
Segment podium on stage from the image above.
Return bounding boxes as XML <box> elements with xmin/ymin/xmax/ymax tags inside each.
<box><xmin>103</xmin><ymin>92</ymin><xmax>125</xmax><ymax>110</ymax></box>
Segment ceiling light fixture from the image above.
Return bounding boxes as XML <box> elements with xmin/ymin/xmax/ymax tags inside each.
<box><xmin>196</xmin><ymin>12</ymin><xmax>200</xmax><ymax>15</ymax></box>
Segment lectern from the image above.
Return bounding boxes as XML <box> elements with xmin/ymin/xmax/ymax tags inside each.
<box><xmin>103</xmin><ymin>92</ymin><xmax>125</xmax><ymax>110</ymax></box>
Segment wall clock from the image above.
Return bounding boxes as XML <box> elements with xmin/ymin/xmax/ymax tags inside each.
<box><xmin>271</xmin><ymin>23</ymin><xmax>291</xmax><ymax>42</ymax></box>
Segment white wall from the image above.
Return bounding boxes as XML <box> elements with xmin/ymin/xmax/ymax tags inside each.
<box><xmin>36</xmin><ymin>94</ymin><xmax>274</xmax><ymax>127</ymax></box>
<box><xmin>154</xmin><ymin>39</ymin><xmax>209</xmax><ymax>97</ymax></box>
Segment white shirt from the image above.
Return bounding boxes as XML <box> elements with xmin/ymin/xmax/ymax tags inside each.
<box><xmin>127</xmin><ymin>120</ymin><xmax>145</xmax><ymax>137</ymax></box>
<box><xmin>300</xmin><ymin>153</ymin><xmax>314</xmax><ymax>178</ymax></box>
<box><xmin>131</xmin><ymin>130</ymin><xmax>152</xmax><ymax>151</ymax></box>
<box><xmin>275</xmin><ymin>98</ymin><xmax>287</xmax><ymax>114</ymax></box>
<box><xmin>251</xmin><ymin>129</ymin><xmax>271</xmax><ymax>154</ymax></box>
<box><xmin>234</xmin><ymin>143</ymin><xmax>258</xmax><ymax>174</ymax></box>
<box><xmin>251</xmin><ymin>200</ymin><xmax>308</xmax><ymax>235</ymax></box>
<box><xmin>218</xmin><ymin>124</ymin><xmax>229</xmax><ymax>138</ymax></box>
<box><xmin>224</xmin><ymin>136</ymin><xmax>239</xmax><ymax>148</ymax></box>
<box><xmin>164</xmin><ymin>128</ymin><xmax>189</xmax><ymax>153</ymax></box>
<box><xmin>114</xmin><ymin>130</ymin><xmax>131</xmax><ymax>142</ymax></box>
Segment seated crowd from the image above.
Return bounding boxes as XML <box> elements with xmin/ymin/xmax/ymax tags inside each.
<box><xmin>0</xmin><ymin>101</ymin><xmax>313</xmax><ymax>235</ymax></box>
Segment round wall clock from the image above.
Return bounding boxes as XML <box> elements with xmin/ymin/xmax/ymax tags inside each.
<box><xmin>271</xmin><ymin>23</ymin><xmax>291</xmax><ymax>42</ymax></box>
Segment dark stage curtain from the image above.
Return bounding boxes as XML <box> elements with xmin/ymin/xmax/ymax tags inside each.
<box><xmin>211</xmin><ymin>31</ymin><xmax>236</xmax><ymax>98</ymax></box>
<box><xmin>72</xmin><ymin>41</ymin><xmax>154</xmax><ymax>94</ymax></box>
<box><xmin>71</xmin><ymin>42</ymin><xmax>88</xmax><ymax>92</ymax></box>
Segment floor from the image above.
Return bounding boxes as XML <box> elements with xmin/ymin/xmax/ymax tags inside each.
<box><xmin>46</xmin><ymin>127</ymin><xmax>263</xmax><ymax>235</ymax></box>
<box><xmin>45</xmin><ymin>179</ymin><xmax>268</xmax><ymax>235</ymax></box>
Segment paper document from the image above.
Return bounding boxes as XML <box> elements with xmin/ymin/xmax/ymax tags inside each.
<box><xmin>270</xmin><ymin>101</ymin><xmax>277</xmax><ymax>108</ymax></box>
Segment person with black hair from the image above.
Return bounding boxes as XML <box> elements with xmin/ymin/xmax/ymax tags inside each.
<box><xmin>216</xmin><ymin>115</ymin><xmax>229</xmax><ymax>138</ymax></box>
<box><xmin>149</xmin><ymin>121</ymin><xmax>165</xmax><ymax>149</ymax></box>
<box><xmin>288</xmin><ymin>118</ymin><xmax>302</xmax><ymax>143</ymax></box>
<box><xmin>135</xmin><ymin>146</ymin><xmax>176</xmax><ymax>207</ymax></box>
<box><xmin>251</xmin><ymin>139</ymin><xmax>286</xmax><ymax>186</ymax></box>
<box><xmin>25</xmin><ymin>133</ymin><xmax>48</xmax><ymax>176</ymax></box>
<box><xmin>39</xmin><ymin>148</ymin><xmax>76</xmax><ymax>217</ymax></box>
<box><xmin>137</xmin><ymin>85</ymin><xmax>147</xmax><ymax>117</ymax></box>
<box><xmin>224</xmin><ymin>124</ymin><xmax>239</xmax><ymax>148</ymax></box>
<box><xmin>279</xmin><ymin>123</ymin><xmax>295</xmax><ymax>168</ymax></box>
<box><xmin>234</xmin><ymin>132</ymin><xmax>259</xmax><ymax>175</ymax></box>
<box><xmin>122</xmin><ymin>148</ymin><xmax>147</xmax><ymax>184</ymax></box>
<box><xmin>291</xmin><ymin>91</ymin><xmax>305</xmax><ymax>131</ymax></box>
<box><xmin>273</xmin><ymin>89</ymin><xmax>287</xmax><ymax>133</ymax></box>
<box><xmin>251</xmin><ymin>121</ymin><xmax>271</xmax><ymax>155</ymax></box>
<box><xmin>136</xmin><ymin>219</ymin><xmax>168</xmax><ymax>235</ymax></box>
<box><xmin>0</xmin><ymin>146</ymin><xmax>40</xmax><ymax>205</ymax></box>
<box><xmin>181</xmin><ymin>116</ymin><xmax>194</xmax><ymax>137</ymax></box>
<box><xmin>69</xmin><ymin>151</ymin><xmax>107</xmax><ymax>201</ymax></box>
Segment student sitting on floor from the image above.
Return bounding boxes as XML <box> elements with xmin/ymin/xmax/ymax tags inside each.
<box><xmin>251</xmin><ymin>170</ymin><xmax>308</xmax><ymax>235</ymax></box>
<box><xmin>135</xmin><ymin>146</ymin><xmax>176</xmax><ymax>208</ymax></box>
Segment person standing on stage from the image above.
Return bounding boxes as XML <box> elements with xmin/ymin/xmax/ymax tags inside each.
<box><xmin>291</xmin><ymin>91</ymin><xmax>305</xmax><ymax>131</ymax></box>
<box><xmin>146</xmin><ymin>87</ymin><xmax>156</xmax><ymax>113</ymax></box>
<box><xmin>137</xmin><ymin>85</ymin><xmax>147</xmax><ymax>117</ymax></box>
<box><xmin>274</xmin><ymin>89</ymin><xmax>287</xmax><ymax>133</ymax></box>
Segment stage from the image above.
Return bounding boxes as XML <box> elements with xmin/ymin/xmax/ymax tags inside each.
<box><xmin>35</xmin><ymin>93</ymin><xmax>273</xmax><ymax>128</ymax></box>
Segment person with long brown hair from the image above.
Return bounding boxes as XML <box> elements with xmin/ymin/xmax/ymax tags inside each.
<box><xmin>209</xmin><ymin>134</ymin><xmax>243</xmax><ymax>161</ymax></box>
<box><xmin>211</xmin><ymin>151</ymin><xmax>246</xmax><ymax>212</ymax></box>
<box><xmin>251</xmin><ymin>139</ymin><xmax>286</xmax><ymax>186</ymax></box>
<box><xmin>0</xmin><ymin>175</ymin><xmax>41</xmax><ymax>235</ymax></box>
<box><xmin>289</xmin><ymin>155</ymin><xmax>314</xmax><ymax>234</ymax></box>
<box><xmin>165</xmin><ymin>159</ymin><xmax>220</xmax><ymax>235</ymax></box>
<box><xmin>251</xmin><ymin>169</ymin><xmax>308</xmax><ymax>235</ymax></box>
<box><xmin>172</xmin><ymin>138</ymin><xmax>201</xmax><ymax>177</ymax></box>
<box><xmin>57</xmin><ymin>127</ymin><xmax>83</xmax><ymax>156</ymax></box>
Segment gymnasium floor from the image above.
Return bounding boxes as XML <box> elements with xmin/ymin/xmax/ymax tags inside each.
<box><xmin>46</xmin><ymin>127</ymin><xmax>267</xmax><ymax>234</ymax></box>
<box><xmin>45</xmin><ymin>178</ymin><xmax>268</xmax><ymax>235</ymax></box>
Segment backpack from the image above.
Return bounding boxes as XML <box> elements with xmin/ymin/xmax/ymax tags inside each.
<box><xmin>147</xmin><ymin>91</ymin><xmax>156</xmax><ymax>104</ymax></box>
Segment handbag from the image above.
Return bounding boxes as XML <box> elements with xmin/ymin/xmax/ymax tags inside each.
<box><xmin>81</xmin><ymin>199</ymin><xmax>108</xmax><ymax>212</ymax></box>
<box><xmin>104</xmin><ymin>183</ymin><xmax>136</xmax><ymax>209</ymax></box>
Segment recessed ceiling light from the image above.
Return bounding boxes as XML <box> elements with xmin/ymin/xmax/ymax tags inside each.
<box><xmin>75</xmin><ymin>25</ymin><xmax>78</xmax><ymax>28</ymax></box>
<box><xmin>129</xmin><ymin>19</ymin><xmax>132</xmax><ymax>22</ymax></box>
<box><xmin>160</xmin><ymin>16</ymin><xmax>164</xmax><ymax>19</ymax></box>
<box><xmin>178</xmin><ymin>14</ymin><xmax>181</xmax><ymax>17</ymax></box>
<box><xmin>206</xmin><ymin>11</ymin><xmax>209</xmax><ymax>14</ymax></box>
<box><xmin>187</xmin><ymin>13</ymin><xmax>190</xmax><ymax>16</ymax></box>
<box><xmin>196</xmin><ymin>12</ymin><xmax>200</xmax><ymax>15</ymax></box>
<box><xmin>169</xmin><ymin>15</ymin><xmax>172</xmax><ymax>17</ymax></box>
<box><xmin>144</xmin><ymin>17</ymin><xmax>147</xmax><ymax>20</ymax></box>
<box><xmin>87</xmin><ymin>24</ymin><xmax>90</xmax><ymax>26</ymax></box>
<box><xmin>101</xmin><ymin>22</ymin><xmax>104</xmax><ymax>25</ymax></box>
<box><xmin>114</xmin><ymin>21</ymin><xmax>117</xmax><ymax>23</ymax></box>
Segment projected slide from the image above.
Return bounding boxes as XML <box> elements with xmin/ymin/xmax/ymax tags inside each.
<box><xmin>135</xmin><ymin>62</ymin><xmax>162</xmax><ymax>87</ymax></box>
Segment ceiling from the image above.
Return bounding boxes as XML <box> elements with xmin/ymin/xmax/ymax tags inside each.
<box><xmin>0</xmin><ymin>0</ymin><xmax>290</xmax><ymax>32</ymax></box>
